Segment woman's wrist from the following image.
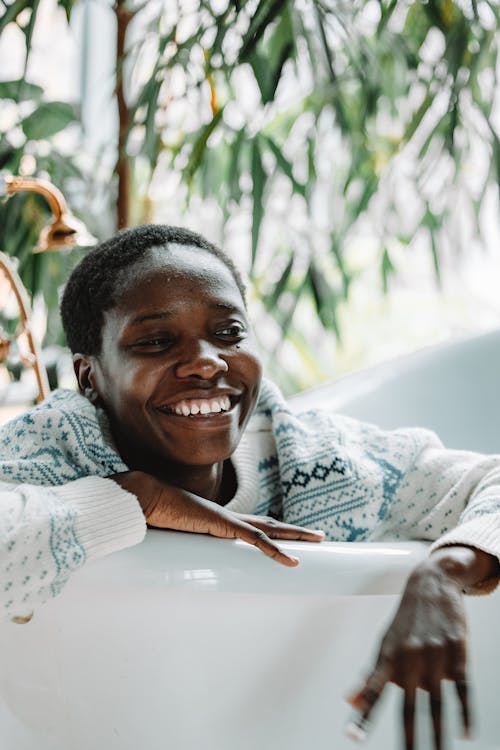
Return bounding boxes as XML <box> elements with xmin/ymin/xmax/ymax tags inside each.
<box><xmin>109</xmin><ymin>470</ymin><xmax>160</xmax><ymax>516</ymax></box>
<box><xmin>426</xmin><ymin>545</ymin><xmax>500</xmax><ymax>591</ymax></box>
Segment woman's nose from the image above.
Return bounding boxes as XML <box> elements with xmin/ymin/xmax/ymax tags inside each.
<box><xmin>174</xmin><ymin>340</ymin><xmax>229</xmax><ymax>379</ymax></box>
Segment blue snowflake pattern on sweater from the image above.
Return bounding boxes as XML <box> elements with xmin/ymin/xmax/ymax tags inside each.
<box><xmin>0</xmin><ymin>390</ymin><xmax>127</xmax><ymax>486</ymax></box>
<box><xmin>254</xmin><ymin>380</ymin><xmax>425</xmax><ymax>541</ymax></box>
<box><xmin>0</xmin><ymin>390</ymin><xmax>127</xmax><ymax>596</ymax></box>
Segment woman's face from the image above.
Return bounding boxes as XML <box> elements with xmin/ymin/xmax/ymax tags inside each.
<box><xmin>81</xmin><ymin>245</ymin><xmax>262</xmax><ymax>474</ymax></box>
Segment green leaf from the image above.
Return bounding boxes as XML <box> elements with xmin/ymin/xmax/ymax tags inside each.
<box><xmin>355</xmin><ymin>174</ymin><xmax>378</xmax><ymax>216</ymax></box>
<box><xmin>307</xmin><ymin>260</ymin><xmax>340</xmax><ymax>338</ymax></box>
<box><xmin>442</xmin><ymin>15</ymin><xmax>469</xmax><ymax>79</ymax></box>
<box><xmin>248</xmin><ymin>8</ymin><xmax>295</xmax><ymax>103</ymax></box>
<box><xmin>403</xmin><ymin>91</ymin><xmax>433</xmax><ymax>143</ymax></box>
<box><xmin>313</xmin><ymin>4</ymin><xmax>336</xmax><ymax>82</ymax></box>
<box><xmin>0</xmin><ymin>141</ymin><xmax>17</xmax><ymax>170</ymax></box>
<box><xmin>130</xmin><ymin>28</ymin><xmax>175</xmax><ymax>119</ymax></box>
<box><xmin>429</xmin><ymin>227</ymin><xmax>441</xmax><ymax>284</ymax></box>
<box><xmin>330</xmin><ymin>235</ymin><xmax>350</xmax><ymax>296</ymax></box>
<box><xmin>21</xmin><ymin>101</ymin><xmax>77</xmax><ymax>140</ymax></box>
<box><xmin>21</xmin><ymin>0</ymin><xmax>40</xmax><ymax>79</ymax></box>
<box><xmin>251</xmin><ymin>138</ymin><xmax>266</xmax><ymax>267</ymax></box>
<box><xmin>0</xmin><ymin>0</ymin><xmax>31</xmax><ymax>33</ymax></box>
<box><xmin>403</xmin><ymin>3</ymin><xmax>432</xmax><ymax>53</ymax></box>
<box><xmin>228</xmin><ymin>129</ymin><xmax>245</xmax><ymax>204</ymax></box>
<box><xmin>263</xmin><ymin>135</ymin><xmax>306</xmax><ymax>196</ymax></box>
<box><xmin>265</xmin><ymin>254</ymin><xmax>294</xmax><ymax>309</ymax></box>
<box><xmin>376</xmin><ymin>0</ymin><xmax>398</xmax><ymax>35</ymax></box>
<box><xmin>56</xmin><ymin>0</ymin><xmax>77</xmax><ymax>22</ymax></box>
<box><xmin>207</xmin><ymin>3</ymin><xmax>234</xmax><ymax>57</ymax></box>
<box><xmin>490</xmin><ymin>130</ymin><xmax>500</xmax><ymax>187</ymax></box>
<box><xmin>239</xmin><ymin>0</ymin><xmax>290</xmax><ymax>61</ymax></box>
<box><xmin>0</xmin><ymin>79</ymin><xmax>43</xmax><ymax>102</ymax></box>
<box><xmin>380</xmin><ymin>246</ymin><xmax>395</xmax><ymax>294</ymax></box>
<box><xmin>422</xmin><ymin>207</ymin><xmax>441</xmax><ymax>284</ymax></box>
<box><xmin>306</xmin><ymin>136</ymin><xmax>316</xmax><ymax>185</ymax></box>
<box><xmin>184</xmin><ymin>108</ymin><xmax>224</xmax><ymax>183</ymax></box>
<box><xmin>277</xmin><ymin>270</ymin><xmax>309</xmax><ymax>336</ymax></box>
<box><xmin>143</xmin><ymin>78</ymin><xmax>163</xmax><ymax>166</ymax></box>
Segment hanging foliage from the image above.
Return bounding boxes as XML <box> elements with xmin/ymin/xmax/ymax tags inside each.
<box><xmin>0</xmin><ymin>0</ymin><xmax>499</xmax><ymax>385</ymax></box>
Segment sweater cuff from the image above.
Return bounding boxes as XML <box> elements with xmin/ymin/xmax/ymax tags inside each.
<box><xmin>430</xmin><ymin>515</ymin><xmax>500</xmax><ymax>595</ymax></box>
<box><xmin>53</xmin><ymin>477</ymin><xmax>147</xmax><ymax>562</ymax></box>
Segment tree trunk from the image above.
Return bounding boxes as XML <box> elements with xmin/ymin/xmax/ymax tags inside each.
<box><xmin>114</xmin><ymin>1</ymin><xmax>133</xmax><ymax>229</ymax></box>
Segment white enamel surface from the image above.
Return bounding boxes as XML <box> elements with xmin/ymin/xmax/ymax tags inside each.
<box><xmin>2</xmin><ymin>330</ymin><xmax>500</xmax><ymax>749</ymax></box>
<box><xmin>293</xmin><ymin>328</ymin><xmax>500</xmax><ymax>453</ymax></box>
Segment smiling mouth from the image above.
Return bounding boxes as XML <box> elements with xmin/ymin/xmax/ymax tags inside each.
<box><xmin>157</xmin><ymin>394</ymin><xmax>239</xmax><ymax>417</ymax></box>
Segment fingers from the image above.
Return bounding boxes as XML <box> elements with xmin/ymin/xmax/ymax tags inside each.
<box><xmin>237</xmin><ymin>515</ymin><xmax>325</xmax><ymax>543</ymax></box>
<box><xmin>347</xmin><ymin>684</ymin><xmax>384</xmax><ymax>720</ymax></box>
<box><xmin>429</xmin><ymin>682</ymin><xmax>442</xmax><ymax>750</ymax></box>
<box><xmin>227</xmin><ymin>520</ymin><xmax>300</xmax><ymax>567</ymax></box>
<box><xmin>403</xmin><ymin>687</ymin><xmax>416</xmax><ymax>750</ymax></box>
<box><xmin>345</xmin><ymin>666</ymin><xmax>388</xmax><ymax>744</ymax></box>
<box><xmin>347</xmin><ymin>653</ymin><xmax>469</xmax><ymax>750</ymax></box>
<box><xmin>347</xmin><ymin>664</ymin><xmax>389</xmax><ymax>723</ymax></box>
<box><xmin>447</xmin><ymin>638</ymin><xmax>470</xmax><ymax>738</ymax></box>
<box><xmin>423</xmin><ymin>644</ymin><xmax>445</xmax><ymax>750</ymax></box>
<box><xmin>454</xmin><ymin>679</ymin><xmax>470</xmax><ymax>738</ymax></box>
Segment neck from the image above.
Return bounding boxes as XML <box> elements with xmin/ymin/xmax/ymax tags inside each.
<box><xmin>166</xmin><ymin>461</ymin><xmax>225</xmax><ymax>501</ymax></box>
<box><xmin>114</xmin><ymin>436</ymin><xmax>233</xmax><ymax>503</ymax></box>
<box><xmin>105</xmin><ymin>414</ymin><xmax>237</xmax><ymax>503</ymax></box>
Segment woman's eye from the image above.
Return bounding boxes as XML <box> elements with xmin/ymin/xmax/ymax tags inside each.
<box><xmin>133</xmin><ymin>337</ymin><xmax>173</xmax><ymax>351</ymax></box>
<box><xmin>216</xmin><ymin>324</ymin><xmax>245</xmax><ymax>339</ymax></box>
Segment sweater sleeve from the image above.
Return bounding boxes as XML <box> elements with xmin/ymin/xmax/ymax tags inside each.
<box><xmin>384</xmin><ymin>446</ymin><xmax>500</xmax><ymax>593</ymax></box>
<box><xmin>0</xmin><ymin>476</ymin><xmax>146</xmax><ymax>620</ymax></box>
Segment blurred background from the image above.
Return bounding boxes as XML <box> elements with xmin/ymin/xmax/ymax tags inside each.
<box><xmin>1</xmin><ymin>0</ymin><xmax>500</xmax><ymax>399</ymax></box>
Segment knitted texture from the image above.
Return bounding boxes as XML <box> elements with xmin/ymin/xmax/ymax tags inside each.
<box><xmin>0</xmin><ymin>391</ymin><xmax>132</xmax><ymax>615</ymax></box>
<box><xmin>0</xmin><ymin>389</ymin><xmax>127</xmax><ymax>486</ymax></box>
<box><xmin>228</xmin><ymin>380</ymin><xmax>500</xmax><ymax>589</ymax></box>
<box><xmin>249</xmin><ymin>380</ymin><xmax>442</xmax><ymax>539</ymax></box>
<box><xmin>1</xmin><ymin>379</ymin><xmax>500</xmax><ymax>613</ymax></box>
<box><xmin>0</xmin><ymin>483</ymin><xmax>84</xmax><ymax>611</ymax></box>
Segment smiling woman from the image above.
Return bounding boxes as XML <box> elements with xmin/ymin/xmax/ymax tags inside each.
<box><xmin>71</xmin><ymin>244</ymin><xmax>262</xmax><ymax>499</ymax></box>
<box><xmin>1</xmin><ymin>224</ymin><xmax>500</xmax><ymax>750</ymax></box>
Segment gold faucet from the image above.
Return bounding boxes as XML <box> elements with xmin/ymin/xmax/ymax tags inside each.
<box><xmin>2</xmin><ymin>175</ymin><xmax>96</xmax><ymax>252</ymax></box>
<box><xmin>0</xmin><ymin>175</ymin><xmax>96</xmax><ymax>402</ymax></box>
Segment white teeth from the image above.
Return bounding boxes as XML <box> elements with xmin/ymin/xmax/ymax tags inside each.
<box><xmin>164</xmin><ymin>395</ymin><xmax>235</xmax><ymax>416</ymax></box>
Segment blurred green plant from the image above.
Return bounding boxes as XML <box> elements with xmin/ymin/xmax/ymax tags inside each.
<box><xmin>1</xmin><ymin>0</ymin><xmax>499</xmax><ymax>388</ymax></box>
<box><xmin>0</xmin><ymin>0</ymin><xmax>88</xmax><ymax>345</ymax></box>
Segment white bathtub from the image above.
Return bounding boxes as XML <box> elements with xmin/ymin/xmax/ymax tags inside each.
<box><xmin>2</xmin><ymin>330</ymin><xmax>500</xmax><ymax>750</ymax></box>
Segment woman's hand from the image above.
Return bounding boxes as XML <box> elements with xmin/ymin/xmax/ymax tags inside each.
<box><xmin>347</xmin><ymin>546</ymin><xmax>499</xmax><ymax>749</ymax></box>
<box><xmin>111</xmin><ymin>470</ymin><xmax>324</xmax><ymax>566</ymax></box>
<box><xmin>347</xmin><ymin>559</ymin><xmax>468</xmax><ymax>750</ymax></box>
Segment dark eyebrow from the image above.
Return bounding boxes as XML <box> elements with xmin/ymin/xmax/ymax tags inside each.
<box><xmin>129</xmin><ymin>311</ymin><xmax>174</xmax><ymax>326</ymax></box>
<box><xmin>129</xmin><ymin>302</ymin><xmax>244</xmax><ymax>326</ymax></box>
<box><xmin>209</xmin><ymin>302</ymin><xmax>245</xmax><ymax>313</ymax></box>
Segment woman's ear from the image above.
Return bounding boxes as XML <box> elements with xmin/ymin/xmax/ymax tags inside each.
<box><xmin>73</xmin><ymin>353</ymin><xmax>100</xmax><ymax>404</ymax></box>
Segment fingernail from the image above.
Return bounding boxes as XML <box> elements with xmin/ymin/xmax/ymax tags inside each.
<box><xmin>345</xmin><ymin>721</ymin><xmax>367</xmax><ymax>743</ymax></box>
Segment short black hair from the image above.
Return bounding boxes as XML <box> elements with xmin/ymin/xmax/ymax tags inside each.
<box><xmin>60</xmin><ymin>224</ymin><xmax>246</xmax><ymax>355</ymax></box>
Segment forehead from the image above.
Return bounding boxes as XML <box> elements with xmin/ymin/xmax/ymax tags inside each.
<box><xmin>113</xmin><ymin>243</ymin><xmax>244</xmax><ymax>311</ymax></box>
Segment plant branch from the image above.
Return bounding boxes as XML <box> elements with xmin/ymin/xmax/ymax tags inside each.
<box><xmin>114</xmin><ymin>0</ymin><xmax>134</xmax><ymax>229</ymax></box>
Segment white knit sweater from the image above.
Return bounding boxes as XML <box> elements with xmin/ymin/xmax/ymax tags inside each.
<box><xmin>1</xmin><ymin>379</ymin><xmax>500</xmax><ymax>620</ymax></box>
